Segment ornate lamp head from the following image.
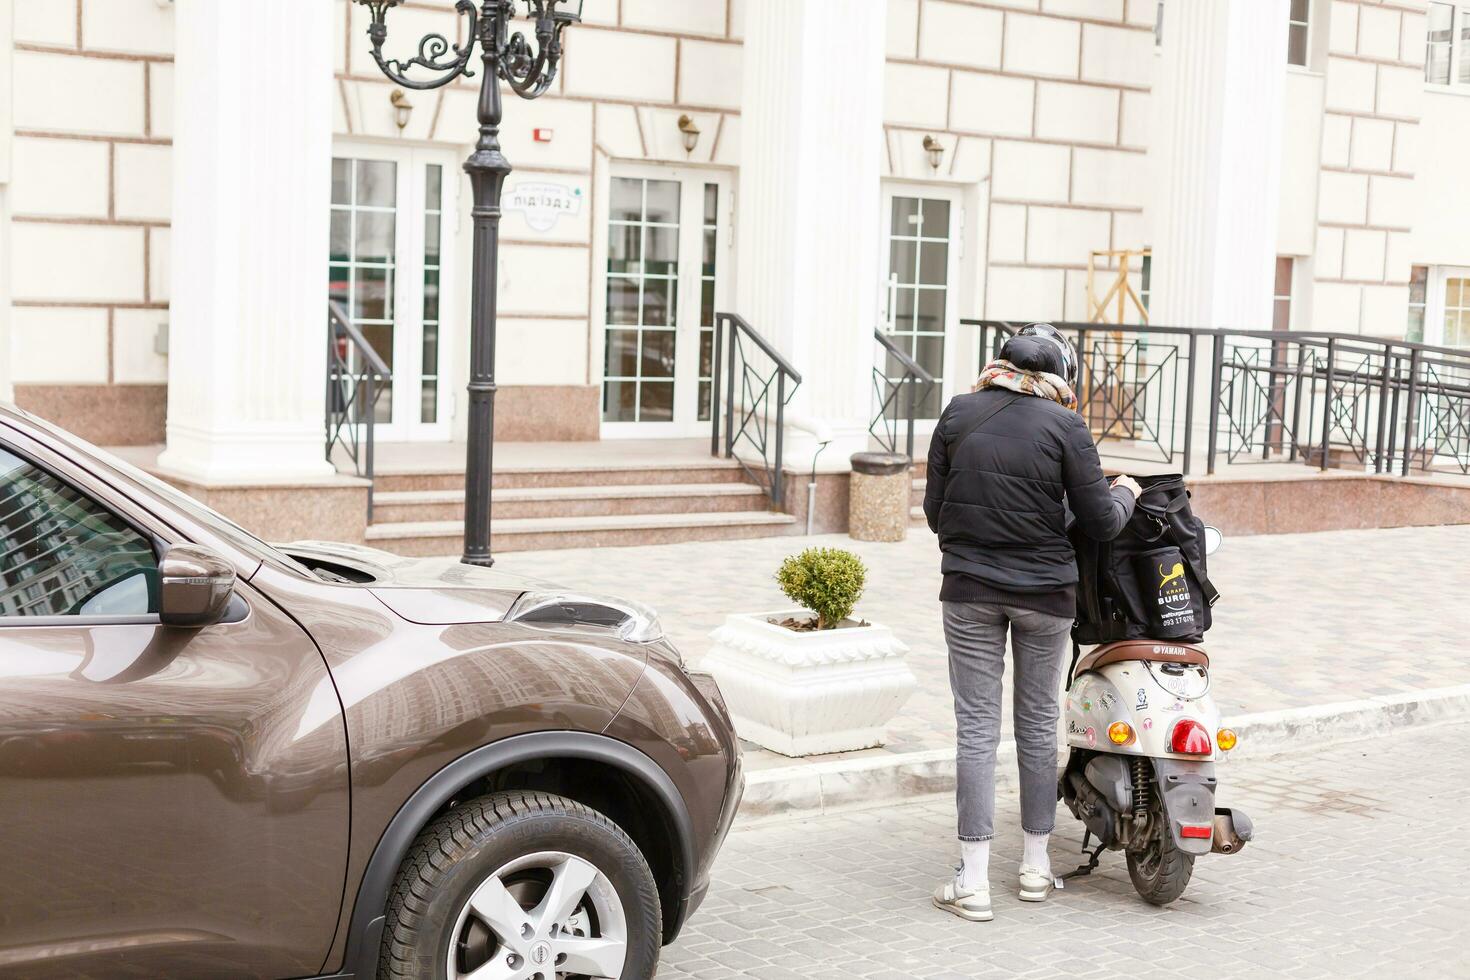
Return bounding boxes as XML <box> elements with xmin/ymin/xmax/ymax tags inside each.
<box><xmin>351</xmin><ymin>0</ymin><xmax>576</xmax><ymax>98</ymax></box>
<box><xmin>550</xmin><ymin>0</ymin><xmax>584</xmax><ymax>23</ymax></box>
<box><xmin>354</xmin><ymin>0</ymin><xmax>404</xmax><ymax>41</ymax></box>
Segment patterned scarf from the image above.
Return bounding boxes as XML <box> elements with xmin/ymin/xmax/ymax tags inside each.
<box><xmin>973</xmin><ymin>359</ymin><xmax>1078</xmax><ymax>411</ymax></box>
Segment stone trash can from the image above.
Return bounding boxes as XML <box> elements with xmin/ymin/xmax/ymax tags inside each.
<box><xmin>848</xmin><ymin>452</ymin><xmax>911</xmax><ymax>543</ymax></box>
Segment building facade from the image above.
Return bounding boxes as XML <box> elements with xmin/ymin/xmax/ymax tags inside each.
<box><xmin>0</xmin><ymin>0</ymin><xmax>1467</xmax><ymax>489</ymax></box>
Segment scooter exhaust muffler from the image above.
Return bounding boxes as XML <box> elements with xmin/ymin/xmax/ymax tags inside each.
<box><xmin>1211</xmin><ymin>807</ymin><xmax>1253</xmax><ymax>854</ymax></box>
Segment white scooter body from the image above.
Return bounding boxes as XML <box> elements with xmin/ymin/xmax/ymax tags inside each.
<box><xmin>1063</xmin><ymin>647</ymin><xmax>1220</xmax><ymax>761</ymax></box>
<box><xmin>1057</xmin><ymin>527</ymin><xmax>1252</xmax><ymax>905</ymax></box>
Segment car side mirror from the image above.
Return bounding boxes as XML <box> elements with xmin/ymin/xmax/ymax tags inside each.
<box><xmin>159</xmin><ymin>544</ymin><xmax>237</xmax><ymax>628</ymax></box>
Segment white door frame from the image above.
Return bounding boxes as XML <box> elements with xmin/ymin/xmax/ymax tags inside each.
<box><xmin>877</xmin><ymin>181</ymin><xmax>965</xmax><ymax>440</ymax></box>
<box><xmin>1424</xmin><ymin>265</ymin><xmax>1470</xmax><ymax>347</ymax></box>
<box><xmin>595</xmin><ymin>162</ymin><xmax>735</xmax><ymax>439</ymax></box>
<box><xmin>332</xmin><ymin>140</ymin><xmax>460</xmax><ymax>442</ymax></box>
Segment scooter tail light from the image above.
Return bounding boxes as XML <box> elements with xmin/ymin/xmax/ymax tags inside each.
<box><xmin>1169</xmin><ymin>718</ymin><xmax>1213</xmax><ymax>755</ymax></box>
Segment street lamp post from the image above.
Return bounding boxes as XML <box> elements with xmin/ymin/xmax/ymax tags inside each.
<box><xmin>352</xmin><ymin>0</ymin><xmax>581</xmax><ymax>566</ymax></box>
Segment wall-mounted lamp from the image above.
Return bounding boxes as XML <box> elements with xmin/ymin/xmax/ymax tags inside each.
<box><xmin>678</xmin><ymin>114</ymin><xmax>701</xmax><ymax>155</ymax></box>
<box><xmin>390</xmin><ymin>88</ymin><xmax>413</xmax><ymax>131</ymax></box>
<box><xmin>923</xmin><ymin>134</ymin><xmax>944</xmax><ymax>171</ymax></box>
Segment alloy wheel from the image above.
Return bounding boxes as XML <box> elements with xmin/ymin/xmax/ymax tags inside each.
<box><xmin>446</xmin><ymin>850</ymin><xmax>628</xmax><ymax>980</ymax></box>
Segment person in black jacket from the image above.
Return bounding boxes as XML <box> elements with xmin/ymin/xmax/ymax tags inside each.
<box><xmin>927</xmin><ymin>323</ymin><xmax>1139</xmax><ymax>922</ymax></box>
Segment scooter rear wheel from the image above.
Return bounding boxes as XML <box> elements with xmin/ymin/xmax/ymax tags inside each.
<box><xmin>1126</xmin><ymin>817</ymin><xmax>1194</xmax><ymax>906</ymax></box>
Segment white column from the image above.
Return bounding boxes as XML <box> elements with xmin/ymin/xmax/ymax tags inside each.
<box><xmin>156</xmin><ymin>0</ymin><xmax>335</xmax><ymax>483</ymax></box>
<box><xmin>1150</xmin><ymin>0</ymin><xmax>1288</xmax><ymax>330</ymax></box>
<box><xmin>735</xmin><ymin>0</ymin><xmax>886</xmax><ymax>464</ymax></box>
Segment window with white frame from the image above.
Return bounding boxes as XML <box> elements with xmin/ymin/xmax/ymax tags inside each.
<box><xmin>1418</xmin><ymin>266</ymin><xmax>1470</xmax><ymax>347</ymax></box>
<box><xmin>1273</xmin><ymin>257</ymin><xmax>1294</xmax><ymax>330</ymax></box>
<box><xmin>1426</xmin><ymin>2</ymin><xmax>1470</xmax><ymax>86</ymax></box>
<box><xmin>1442</xmin><ymin>273</ymin><xmax>1470</xmax><ymax>347</ymax></box>
<box><xmin>1287</xmin><ymin>0</ymin><xmax>1310</xmax><ymax>66</ymax></box>
<box><xmin>1408</xmin><ymin>266</ymin><xmax>1428</xmax><ymax>343</ymax></box>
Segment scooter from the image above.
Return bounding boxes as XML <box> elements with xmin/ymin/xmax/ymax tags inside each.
<box><xmin>1058</xmin><ymin>526</ymin><xmax>1253</xmax><ymax>905</ymax></box>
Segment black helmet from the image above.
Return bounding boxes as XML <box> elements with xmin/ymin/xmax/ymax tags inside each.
<box><xmin>1010</xmin><ymin>322</ymin><xmax>1078</xmax><ymax>387</ymax></box>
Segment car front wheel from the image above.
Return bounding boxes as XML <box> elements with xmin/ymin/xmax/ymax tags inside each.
<box><xmin>378</xmin><ymin>791</ymin><xmax>661</xmax><ymax>980</ymax></box>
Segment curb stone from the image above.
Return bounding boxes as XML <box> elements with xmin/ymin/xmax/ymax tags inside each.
<box><xmin>736</xmin><ymin>683</ymin><xmax>1470</xmax><ymax>822</ymax></box>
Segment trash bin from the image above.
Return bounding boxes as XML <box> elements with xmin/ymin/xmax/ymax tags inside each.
<box><xmin>848</xmin><ymin>452</ymin><xmax>911</xmax><ymax>543</ymax></box>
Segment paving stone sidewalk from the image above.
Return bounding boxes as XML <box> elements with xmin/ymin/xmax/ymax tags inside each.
<box><xmin>497</xmin><ymin>524</ymin><xmax>1470</xmax><ymax>767</ymax></box>
<box><xmin>655</xmin><ymin>722</ymin><xmax>1470</xmax><ymax>979</ymax></box>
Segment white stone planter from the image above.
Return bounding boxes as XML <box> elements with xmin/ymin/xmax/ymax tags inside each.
<box><xmin>701</xmin><ymin>609</ymin><xmax>917</xmax><ymax>757</ymax></box>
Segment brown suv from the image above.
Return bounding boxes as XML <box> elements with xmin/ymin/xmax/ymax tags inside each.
<box><xmin>0</xmin><ymin>405</ymin><xmax>741</xmax><ymax>980</ymax></box>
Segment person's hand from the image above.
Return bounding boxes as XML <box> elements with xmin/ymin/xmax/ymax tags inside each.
<box><xmin>1112</xmin><ymin>474</ymin><xmax>1143</xmax><ymax>498</ymax></box>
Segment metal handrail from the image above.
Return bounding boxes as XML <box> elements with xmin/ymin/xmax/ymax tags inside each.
<box><xmin>966</xmin><ymin>317</ymin><xmax>1470</xmax><ymax>358</ymax></box>
<box><xmin>326</xmin><ymin>300</ymin><xmax>393</xmax><ymax>520</ymax></box>
<box><xmin>871</xmin><ymin>328</ymin><xmax>937</xmax><ymax>460</ymax></box>
<box><xmin>962</xmin><ymin>318</ymin><xmax>1470</xmax><ymax>478</ymax></box>
<box><xmin>709</xmin><ymin>312</ymin><xmax>803</xmax><ymax>507</ymax></box>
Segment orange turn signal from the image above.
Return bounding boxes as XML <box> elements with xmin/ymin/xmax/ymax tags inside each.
<box><xmin>1107</xmin><ymin>721</ymin><xmax>1135</xmax><ymax>745</ymax></box>
<box><xmin>1216</xmin><ymin>728</ymin><xmax>1238</xmax><ymax>751</ymax></box>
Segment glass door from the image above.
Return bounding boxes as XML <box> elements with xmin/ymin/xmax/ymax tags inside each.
<box><xmin>600</xmin><ymin>166</ymin><xmax>731</xmax><ymax>437</ymax></box>
<box><xmin>878</xmin><ymin>185</ymin><xmax>962</xmax><ymax>422</ymax></box>
<box><xmin>329</xmin><ymin>145</ymin><xmax>457</xmax><ymax>440</ymax></box>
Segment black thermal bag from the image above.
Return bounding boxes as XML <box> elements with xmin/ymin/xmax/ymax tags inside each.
<box><xmin>1070</xmin><ymin>473</ymin><xmax>1220</xmax><ymax>645</ymax></box>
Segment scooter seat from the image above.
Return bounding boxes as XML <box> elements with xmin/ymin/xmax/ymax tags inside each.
<box><xmin>1074</xmin><ymin>639</ymin><xmax>1209</xmax><ymax>676</ymax></box>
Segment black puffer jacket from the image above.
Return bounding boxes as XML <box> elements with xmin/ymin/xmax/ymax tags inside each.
<box><xmin>924</xmin><ymin>388</ymin><xmax>1134</xmax><ymax>596</ymax></box>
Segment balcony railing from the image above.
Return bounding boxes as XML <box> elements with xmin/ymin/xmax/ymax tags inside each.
<box><xmin>871</xmin><ymin>328</ymin><xmax>937</xmax><ymax>461</ymax></box>
<box><xmin>965</xmin><ymin>319</ymin><xmax>1470</xmax><ymax>478</ymax></box>
<box><xmin>709</xmin><ymin>312</ymin><xmax>802</xmax><ymax>507</ymax></box>
<box><xmin>325</xmin><ymin>300</ymin><xmax>392</xmax><ymax>519</ymax></box>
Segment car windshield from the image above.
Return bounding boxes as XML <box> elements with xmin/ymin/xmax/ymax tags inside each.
<box><xmin>6</xmin><ymin>407</ymin><xmax>318</xmax><ymax>579</ymax></box>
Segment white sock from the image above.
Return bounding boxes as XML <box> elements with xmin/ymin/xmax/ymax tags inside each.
<box><xmin>1022</xmin><ymin>831</ymin><xmax>1051</xmax><ymax>876</ymax></box>
<box><xmin>958</xmin><ymin>840</ymin><xmax>990</xmax><ymax>891</ymax></box>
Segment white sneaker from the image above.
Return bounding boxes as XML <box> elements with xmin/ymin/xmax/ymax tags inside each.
<box><xmin>933</xmin><ymin>876</ymin><xmax>994</xmax><ymax>921</ymax></box>
<box><xmin>1018</xmin><ymin>866</ymin><xmax>1054</xmax><ymax>903</ymax></box>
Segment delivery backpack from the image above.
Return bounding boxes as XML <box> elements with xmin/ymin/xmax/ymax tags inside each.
<box><xmin>1070</xmin><ymin>473</ymin><xmax>1220</xmax><ymax>645</ymax></box>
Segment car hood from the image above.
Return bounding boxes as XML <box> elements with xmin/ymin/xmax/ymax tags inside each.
<box><xmin>279</xmin><ymin>540</ymin><xmax>558</xmax><ymax>624</ymax></box>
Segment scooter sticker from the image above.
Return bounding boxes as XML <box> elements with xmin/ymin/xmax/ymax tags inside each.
<box><xmin>1081</xmin><ymin>697</ymin><xmax>1092</xmax><ymax>712</ymax></box>
<box><xmin>1085</xmin><ymin>726</ymin><xmax>1097</xmax><ymax>748</ymax></box>
<box><xmin>1135</xmin><ymin>688</ymin><xmax>1149</xmax><ymax>710</ymax></box>
<box><xmin>1163</xmin><ymin>700</ymin><xmax>1186</xmax><ymax>713</ymax></box>
<box><xmin>1098</xmin><ymin>693</ymin><xmax>1116</xmax><ymax>710</ymax></box>
<box><xmin>1142</xmin><ymin>717</ymin><xmax>1154</xmax><ymax>731</ymax></box>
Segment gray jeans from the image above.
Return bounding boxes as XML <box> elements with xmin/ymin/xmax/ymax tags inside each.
<box><xmin>942</xmin><ymin>601</ymin><xmax>1072</xmax><ymax>841</ymax></box>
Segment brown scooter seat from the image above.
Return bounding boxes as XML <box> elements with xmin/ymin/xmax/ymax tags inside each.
<box><xmin>1074</xmin><ymin>639</ymin><xmax>1209</xmax><ymax>676</ymax></box>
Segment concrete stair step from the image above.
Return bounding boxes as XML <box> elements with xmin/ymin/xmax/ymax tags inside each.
<box><xmin>366</xmin><ymin>510</ymin><xmax>799</xmax><ymax>555</ymax></box>
<box><xmin>911</xmin><ymin>505</ymin><xmax>925</xmax><ymax>523</ymax></box>
<box><xmin>373</xmin><ymin>482</ymin><xmax>770</xmax><ymax>522</ymax></box>
<box><xmin>375</xmin><ymin>460</ymin><xmax>744</xmax><ymax>493</ymax></box>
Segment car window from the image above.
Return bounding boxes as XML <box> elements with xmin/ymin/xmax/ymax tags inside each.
<box><xmin>0</xmin><ymin>446</ymin><xmax>159</xmax><ymax>617</ymax></box>
<box><xmin>3</xmin><ymin>406</ymin><xmax>316</xmax><ymax>579</ymax></box>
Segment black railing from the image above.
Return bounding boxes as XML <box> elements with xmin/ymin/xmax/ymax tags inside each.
<box><xmin>709</xmin><ymin>312</ymin><xmax>802</xmax><ymax>507</ymax></box>
<box><xmin>971</xmin><ymin>319</ymin><xmax>1198</xmax><ymax>471</ymax></box>
<box><xmin>871</xmin><ymin>329</ymin><xmax>937</xmax><ymax>460</ymax></box>
<box><xmin>965</xmin><ymin>319</ymin><xmax>1470</xmax><ymax>478</ymax></box>
<box><xmin>326</xmin><ymin>300</ymin><xmax>392</xmax><ymax>519</ymax></box>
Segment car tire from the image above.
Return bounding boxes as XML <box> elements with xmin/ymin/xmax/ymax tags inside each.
<box><xmin>378</xmin><ymin>790</ymin><xmax>661</xmax><ymax>980</ymax></box>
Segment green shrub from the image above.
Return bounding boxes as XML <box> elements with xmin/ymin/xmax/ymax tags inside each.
<box><xmin>776</xmin><ymin>547</ymin><xmax>867</xmax><ymax>630</ymax></box>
